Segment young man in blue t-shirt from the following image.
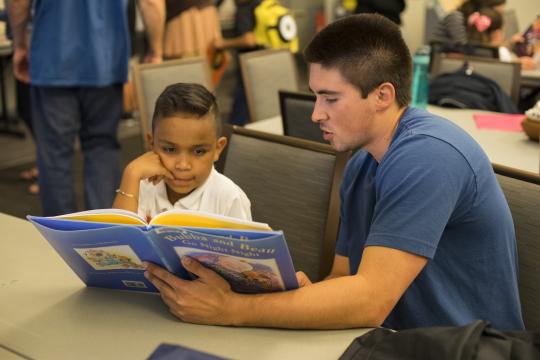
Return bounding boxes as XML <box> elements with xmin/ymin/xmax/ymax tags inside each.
<box><xmin>144</xmin><ymin>14</ymin><xmax>524</xmax><ymax>331</ymax></box>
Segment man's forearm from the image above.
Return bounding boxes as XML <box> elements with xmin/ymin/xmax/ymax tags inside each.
<box><xmin>138</xmin><ymin>0</ymin><xmax>164</xmax><ymax>58</ymax></box>
<box><xmin>230</xmin><ymin>275</ymin><xmax>388</xmax><ymax>329</ymax></box>
<box><xmin>8</xmin><ymin>0</ymin><xmax>31</xmax><ymax>49</ymax></box>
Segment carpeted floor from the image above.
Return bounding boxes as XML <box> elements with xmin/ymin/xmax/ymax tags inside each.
<box><xmin>0</xmin><ymin>135</ymin><xmax>144</xmax><ymax>219</ymax></box>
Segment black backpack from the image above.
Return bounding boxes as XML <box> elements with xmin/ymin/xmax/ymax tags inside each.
<box><xmin>429</xmin><ymin>65</ymin><xmax>519</xmax><ymax>114</ymax></box>
<box><xmin>340</xmin><ymin>320</ymin><xmax>540</xmax><ymax>360</ymax></box>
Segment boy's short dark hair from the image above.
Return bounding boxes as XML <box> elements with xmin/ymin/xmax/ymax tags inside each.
<box><xmin>152</xmin><ymin>83</ymin><xmax>221</xmax><ymax>136</ymax></box>
<box><xmin>304</xmin><ymin>14</ymin><xmax>412</xmax><ymax>107</ymax></box>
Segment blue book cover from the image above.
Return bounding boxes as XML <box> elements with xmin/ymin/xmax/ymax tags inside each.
<box><xmin>146</xmin><ymin>343</ymin><xmax>225</xmax><ymax>360</ymax></box>
<box><xmin>27</xmin><ymin>209</ymin><xmax>299</xmax><ymax>293</ymax></box>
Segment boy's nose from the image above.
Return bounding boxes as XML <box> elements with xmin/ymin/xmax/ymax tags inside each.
<box><xmin>174</xmin><ymin>155</ymin><xmax>191</xmax><ymax>170</ymax></box>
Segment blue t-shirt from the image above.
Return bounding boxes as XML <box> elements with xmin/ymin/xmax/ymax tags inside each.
<box><xmin>336</xmin><ymin>107</ymin><xmax>524</xmax><ymax>330</ymax></box>
<box><xmin>30</xmin><ymin>0</ymin><xmax>130</xmax><ymax>86</ymax></box>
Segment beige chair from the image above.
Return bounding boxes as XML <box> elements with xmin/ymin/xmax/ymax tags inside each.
<box><xmin>493</xmin><ymin>163</ymin><xmax>540</xmax><ymax>331</ymax></box>
<box><xmin>239</xmin><ymin>49</ymin><xmax>300</xmax><ymax>123</ymax></box>
<box><xmin>217</xmin><ymin>126</ymin><xmax>348</xmax><ymax>281</ymax></box>
<box><xmin>132</xmin><ymin>58</ymin><xmax>212</xmax><ymax>148</ymax></box>
<box><xmin>430</xmin><ymin>54</ymin><xmax>521</xmax><ymax>104</ymax></box>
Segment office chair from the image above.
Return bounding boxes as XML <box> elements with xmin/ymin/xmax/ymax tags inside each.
<box><xmin>239</xmin><ymin>49</ymin><xmax>300</xmax><ymax>123</ymax></box>
<box><xmin>493</xmin><ymin>163</ymin><xmax>540</xmax><ymax>331</ymax></box>
<box><xmin>279</xmin><ymin>90</ymin><xmax>324</xmax><ymax>143</ymax></box>
<box><xmin>132</xmin><ymin>58</ymin><xmax>212</xmax><ymax>148</ymax></box>
<box><xmin>217</xmin><ymin>125</ymin><xmax>348</xmax><ymax>281</ymax></box>
<box><xmin>430</xmin><ymin>53</ymin><xmax>521</xmax><ymax>104</ymax></box>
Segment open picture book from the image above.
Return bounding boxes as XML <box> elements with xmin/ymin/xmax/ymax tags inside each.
<box><xmin>28</xmin><ymin>208</ymin><xmax>299</xmax><ymax>293</ymax></box>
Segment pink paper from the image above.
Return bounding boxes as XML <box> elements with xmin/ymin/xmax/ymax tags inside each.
<box><xmin>473</xmin><ymin>113</ymin><xmax>526</xmax><ymax>132</ymax></box>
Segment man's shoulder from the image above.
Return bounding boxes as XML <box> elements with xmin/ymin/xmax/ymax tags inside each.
<box><xmin>397</xmin><ymin>108</ymin><xmax>480</xmax><ymax>156</ymax></box>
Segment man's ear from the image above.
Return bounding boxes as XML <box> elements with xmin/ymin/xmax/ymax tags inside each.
<box><xmin>374</xmin><ymin>82</ymin><xmax>397</xmax><ymax>110</ymax></box>
<box><xmin>214</xmin><ymin>136</ymin><xmax>228</xmax><ymax>162</ymax></box>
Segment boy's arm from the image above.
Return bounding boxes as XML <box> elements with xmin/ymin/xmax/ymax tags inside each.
<box><xmin>112</xmin><ymin>164</ymin><xmax>144</xmax><ymax>213</ymax></box>
<box><xmin>112</xmin><ymin>152</ymin><xmax>173</xmax><ymax>213</ymax></box>
<box><xmin>144</xmin><ymin>245</ymin><xmax>427</xmax><ymax>329</ymax></box>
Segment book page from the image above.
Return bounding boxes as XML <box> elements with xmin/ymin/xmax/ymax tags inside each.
<box><xmin>54</xmin><ymin>208</ymin><xmax>147</xmax><ymax>225</ymax></box>
<box><xmin>150</xmin><ymin>209</ymin><xmax>271</xmax><ymax>231</ymax></box>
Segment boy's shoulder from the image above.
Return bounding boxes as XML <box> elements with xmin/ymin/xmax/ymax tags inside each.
<box><xmin>205</xmin><ymin>168</ymin><xmax>247</xmax><ymax>198</ymax></box>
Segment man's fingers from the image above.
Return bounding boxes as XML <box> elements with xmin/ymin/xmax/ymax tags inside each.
<box><xmin>144</xmin><ymin>262</ymin><xmax>187</xmax><ymax>290</ymax></box>
<box><xmin>145</xmin><ymin>269</ymin><xmax>176</xmax><ymax>298</ymax></box>
<box><xmin>181</xmin><ymin>257</ymin><xmax>226</xmax><ymax>286</ymax></box>
<box><xmin>296</xmin><ymin>271</ymin><xmax>312</xmax><ymax>287</ymax></box>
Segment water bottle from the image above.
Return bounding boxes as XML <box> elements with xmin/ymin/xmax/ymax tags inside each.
<box><xmin>411</xmin><ymin>47</ymin><xmax>430</xmax><ymax>109</ymax></box>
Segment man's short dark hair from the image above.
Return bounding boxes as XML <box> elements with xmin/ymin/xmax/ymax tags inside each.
<box><xmin>152</xmin><ymin>83</ymin><xmax>221</xmax><ymax>136</ymax></box>
<box><xmin>304</xmin><ymin>14</ymin><xmax>412</xmax><ymax>107</ymax></box>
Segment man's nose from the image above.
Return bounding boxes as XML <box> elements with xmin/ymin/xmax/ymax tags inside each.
<box><xmin>311</xmin><ymin>101</ymin><xmax>326</xmax><ymax>123</ymax></box>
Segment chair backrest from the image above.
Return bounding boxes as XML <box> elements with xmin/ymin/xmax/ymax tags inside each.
<box><xmin>279</xmin><ymin>90</ymin><xmax>324</xmax><ymax>143</ymax></box>
<box><xmin>218</xmin><ymin>126</ymin><xmax>348</xmax><ymax>281</ymax></box>
<box><xmin>239</xmin><ymin>49</ymin><xmax>299</xmax><ymax>123</ymax></box>
<box><xmin>430</xmin><ymin>54</ymin><xmax>521</xmax><ymax>103</ymax></box>
<box><xmin>429</xmin><ymin>41</ymin><xmax>500</xmax><ymax>63</ymax></box>
<box><xmin>132</xmin><ymin>58</ymin><xmax>212</xmax><ymax>147</ymax></box>
<box><xmin>493</xmin><ymin>163</ymin><xmax>540</xmax><ymax>331</ymax></box>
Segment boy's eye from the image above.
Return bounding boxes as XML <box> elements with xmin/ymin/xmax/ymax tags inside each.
<box><xmin>162</xmin><ymin>147</ymin><xmax>176</xmax><ymax>153</ymax></box>
<box><xmin>193</xmin><ymin>148</ymin><xmax>208</xmax><ymax>156</ymax></box>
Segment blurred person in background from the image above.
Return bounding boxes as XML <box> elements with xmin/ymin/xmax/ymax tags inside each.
<box><xmin>9</xmin><ymin>0</ymin><xmax>164</xmax><ymax>216</ymax></box>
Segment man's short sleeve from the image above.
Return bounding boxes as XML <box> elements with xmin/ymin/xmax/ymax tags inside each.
<box><xmin>367</xmin><ymin>135</ymin><xmax>476</xmax><ymax>259</ymax></box>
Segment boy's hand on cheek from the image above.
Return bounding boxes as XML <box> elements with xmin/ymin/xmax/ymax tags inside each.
<box><xmin>128</xmin><ymin>151</ymin><xmax>174</xmax><ymax>183</ymax></box>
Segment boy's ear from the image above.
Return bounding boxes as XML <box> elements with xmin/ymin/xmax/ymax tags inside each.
<box><xmin>214</xmin><ymin>136</ymin><xmax>228</xmax><ymax>162</ymax></box>
<box><xmin>146</xmin><ymin>132</ymin><xmax>154</xmax><ymax>148</ymax></box>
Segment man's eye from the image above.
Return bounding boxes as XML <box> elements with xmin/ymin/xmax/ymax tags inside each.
<box><xmin>325</xmin><ymin>98</ymin><xmax>337</xmax><ymax>104</ymax></box>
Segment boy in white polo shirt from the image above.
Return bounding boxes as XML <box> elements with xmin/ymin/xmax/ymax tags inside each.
<box><xmin>112</xmin><ymin>83</ymin><xmax>251</xmax><ymax>221</ymax></box>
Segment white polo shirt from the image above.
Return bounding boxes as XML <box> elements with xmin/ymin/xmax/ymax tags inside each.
<box><xmin>138</xmin><ymin>168</ymin><xmax>252</xmax><ymax>221</ymax></box>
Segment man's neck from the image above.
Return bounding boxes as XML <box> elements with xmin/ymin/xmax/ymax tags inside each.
<box><xmin>366</xmin><ymin>105</ymin><xmax>407</xmax><ymax>163</ymax></box>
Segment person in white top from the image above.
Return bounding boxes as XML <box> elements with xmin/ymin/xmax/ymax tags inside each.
<box><xmin>112</xmin><ymin>83</ymin><xmax>251</xmax><ymax>221</ymax></box>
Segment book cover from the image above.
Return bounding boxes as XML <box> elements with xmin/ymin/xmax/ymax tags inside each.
<box><xmin>28</xmin><ymin>209</ymin><xmax>298</xmax><ymax>294</ymax></box>
<box><xmin>147</xmin><ymin>343</ymin><xmax>225</xmax><ymax>360</ymax></box>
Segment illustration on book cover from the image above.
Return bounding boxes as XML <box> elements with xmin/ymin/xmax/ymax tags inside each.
<box><xmin>75</xmin><ymin>245</ymin><xmax>145</xmax><ymax>270</ymax></box>
<box><xmin>175</xmin><ymin>248</ymin><xmax>284</xmax><ymax>293</ymax></box>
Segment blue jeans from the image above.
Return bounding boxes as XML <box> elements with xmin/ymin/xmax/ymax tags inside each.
<box><xmin>31</xmin><ymin>85</ymin><xmax>122</xmax><ymax>215</ymax></box>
